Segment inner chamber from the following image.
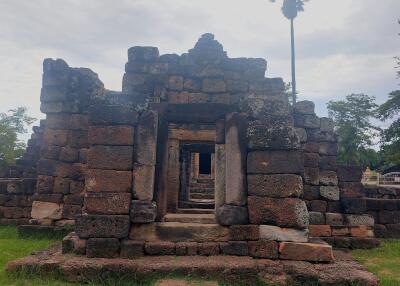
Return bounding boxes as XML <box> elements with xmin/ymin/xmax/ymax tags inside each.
<box><xmin>179</xmin><ymin>143</ymin><xmax>215</xmax><ymax>211</ymax></box>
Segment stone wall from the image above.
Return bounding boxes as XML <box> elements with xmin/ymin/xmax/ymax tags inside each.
<box><xmin>0</xmin><ymin>34</ymin><xmax>378</xmax><ymax>259</ymax></box>
<box><xmin>29</xmin><ymin>59</ymin><xmax>104</xmax><ymax>228</ymax></box>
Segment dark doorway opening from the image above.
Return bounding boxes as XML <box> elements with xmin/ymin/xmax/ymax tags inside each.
<box><xmin>199</xmin><ymin>153</ymin><xmax>212</xmax><ymax>175</ymax></box>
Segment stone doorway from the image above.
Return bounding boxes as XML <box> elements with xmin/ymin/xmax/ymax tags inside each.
<box><xmin>163</xmin><ymin>123</ymin><xmax>217</xmax><ymax>216</ymax></box>
<box><xmin>179</xmin><ymin>143</ymin><xmax>215</xmax><ymax>210</ymax></box>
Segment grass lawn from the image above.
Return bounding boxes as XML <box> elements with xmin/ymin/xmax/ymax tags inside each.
<box><xmin>1</xmin><ymin>225</ymin><xmax>399</xmax><ymax>285</ymax></box>
<box><xmin>353</xmin><ymin>239</ymin><xmax>400</xmax><ymax>286</ymax></box>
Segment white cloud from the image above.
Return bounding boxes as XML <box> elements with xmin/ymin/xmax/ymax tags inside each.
<box><xmin>0</xmin><ymin>0</ymin><xmax>398</xmax><ymax>135</ymax></box>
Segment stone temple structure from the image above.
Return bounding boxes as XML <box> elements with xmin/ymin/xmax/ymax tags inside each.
<box><xmin>1</xmin><ymin>34</ymin><xmax>389</xmax><ymax>268</ymax></box>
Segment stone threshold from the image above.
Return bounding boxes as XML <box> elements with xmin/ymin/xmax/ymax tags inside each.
<box><xmin>6</xmin><ymin>244</ymin><xmax>379</xmax><ymax>285</ymax></box>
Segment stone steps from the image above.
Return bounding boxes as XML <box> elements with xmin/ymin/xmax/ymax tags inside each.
<box><xmin>189</xmin><ymin>187</ymin><xmax>214</xmax><ymax>195</ymax></box>
<box><xmin>190</xmin><ymin>193</ymin><xmax>214</xmax><ymax>200</ymax></box>
<box><xmin>190</xmin><ymin>182</ymin><xmax>214</xmax><ymax>189</ymax></box>
<box><xmin>130</xmin><ymin>222</ymin><xmax>229</xmax><ymax>242</ymax></box>
<box><xmin>162</xmin><ymin>213</ymin><xmax>216</xmax><ymax>224</ymax></box>
<box><xmin>176</xmin><ymin>208</ymin><xmax>214</xmax><ymax>214</ymax></box>
<box><xmin>180</xmin><ymin>200</ymin><xmax>215</xmax><ymax>210</ymax></box>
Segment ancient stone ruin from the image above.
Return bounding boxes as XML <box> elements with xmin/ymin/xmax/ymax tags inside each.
<box><xmin>1</xmin><ymin>34</ymin><xmax>395</xmax><ymax>274</ymax></box>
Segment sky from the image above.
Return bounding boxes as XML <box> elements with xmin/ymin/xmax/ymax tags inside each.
<box><xmin>0</xmin><ymin>0</ymin><xmax>399</xmax><ymax>138</ymax></box>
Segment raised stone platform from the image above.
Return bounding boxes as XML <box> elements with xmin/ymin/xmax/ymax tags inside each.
<box><xmin>6</xmin><ymin>244</ymin><xmax>379</xmax><ymax>285</ymax></box>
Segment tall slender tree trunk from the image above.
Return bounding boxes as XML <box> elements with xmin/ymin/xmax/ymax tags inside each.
<box><xmin>290</xmin><ymin>18</ymin><xmax>296</xmax><ymax>104</ymax></box>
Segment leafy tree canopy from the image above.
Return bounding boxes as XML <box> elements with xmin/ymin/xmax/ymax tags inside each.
<box><xmin>0</xmin><ymin>107</ymin><xmax>36</xmax><ymax>169</ymax></box>
<box><xmin>270</xmin><ymin>0</ymin><xmax>308</xmax><ymax>20</ymax></box>
<box><xmin>327</xmin><ymin>94</ymin><xmax>380</xmax><ymax>166</ymax></box>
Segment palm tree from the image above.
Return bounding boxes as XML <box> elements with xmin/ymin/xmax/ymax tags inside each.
<box><xmin>271</xmin><ymin>0</ymin><xmax>308</xmax><ymax>104</ymax></box>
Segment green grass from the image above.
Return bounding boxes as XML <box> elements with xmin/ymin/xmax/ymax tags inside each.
<box><xmin>353</xmin><ymin>239</ymin><xmax>400</xmax><ymax>286</ymax></box>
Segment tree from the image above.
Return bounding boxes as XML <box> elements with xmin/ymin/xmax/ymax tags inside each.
<box><xmin>377</xmin><ymin>20</ymin><xmax>400</xmax><ymax>166</ymax></box>
<box><xmin>379</xmin><ymin>90</ymin><xmax>400</xmax><ymax>165</ymax></box>
<box><xmin>270</xmin><ymin>0</ymin><xmax>308</xmax><ymax>104</ymax></box>
<box><xmin>327</xmin><ymin>94</ymin><xmax>380</xmax><ymax>166</ymax></box>
<box><xmin>0</xmin><ymin>107</ymin><xmax>36</xmax><ymax>169</ymax></box>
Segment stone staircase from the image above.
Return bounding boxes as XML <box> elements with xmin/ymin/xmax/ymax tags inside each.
<box><xmin>180</xmin><ymin>177</ymin><xmax>215</xmax><ymax>210</ymax></box>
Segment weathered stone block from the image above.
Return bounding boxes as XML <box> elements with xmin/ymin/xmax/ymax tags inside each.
<box><xmin>128</xmin><ymin>46</ymin><xmax>159</xmax><ymax>62</ymax></box>
<box><xmin>366</xmin><ymin>198</ymin><xmax>398</xmax><ymax>210</ymax></box>
<box><xmin>303</xmin><ymin>142</ymin><xmax>319</xmax><ymax>153</ymax></box>
<box><xmin>229</xmin><ymin>225</ymin><xmax>259</xmax><ymax>241</ymax></box>
<box><xmin>303</xmin><ymin>185</ymin><xmax>320</xmax><ymax>200</ymax></box>
<box><xmin>43</xmin><ymin>129</ymin><xmax>68</xmax><ymax>146</ymax></box>
<box><xmin>130</xmin><ymin>200</ymin><xmax>157</xmax><ymax>223</ymax></box>
<box><xmin>40</xmin><ymin>145</ymin><xmax>61</xmax><ymax>160</ymax></box>
<box><xmin>45</xmin><ymin>114</ymin><xmax>71</xmax><ymax>129</ymax></box>
<box><xmin>31</xmin><ymin>201</ymin><xmax>62</xmax><ymax>220</ymax></box>
<box><xmin>198</xmin><ymin>242</ymin><xmax>220</xmax><ymax>256</ymax></box>
<box><xmin>331</xmin><ymin>226</ymin><xmax>350</xmax><ymax>237</ymax></box>
<box><xmin>62</xmin><ymin>232</ymin><xmax>86</xmax><ymax>255</ymax></box>
<box><xmin>294</xmin><ymin>114</ymin><xmax>320</xmax><ymax>129</ymax></box>
<box><xmin>40</xmin><ymin>86</ymin><xmax>68</xmax><ymax>102</ymax></box>
<box><xmin>341</xmin><ymin>198</ymin><xmax>366</xmax><ymax>214</ymax></box>
<box><xmin>319</xmin><ymin>142</ymin><xmax>337</xmax><ymax>156</ymax></box>
<box><xmin>86</xmin><ymin>169</ymin><xmax>132</xmax><ymax>193</ymax></box>
<box><xmin>120</xmin><ymin>240</ymin><xmax>144</xmax><ymax>258</ymax></box>
<box><xmin>304</xmin><ymin>167</ymin><xmax>319</xmax><ymax>186</ymax></box>
<box><xmin>345</xmin><ymin>215</ymin><xmax>374</xmax><ymax>227</ymax></box>
<box><xmin>304</xmin><ymin>153</ymin><xmax>319</xmax><ymax>168</ymax></box>
<box><xmin>339</xmin><ymin>182</ymin><xmax>363</xmax><ymax>198</ymax></box>
<box><xmin>63</xmin><ymin>194</ymin><xmax>84</xmax><ymax>205</ymax></box>
<box><xmin>320</xmin><ymin>117</ymin><xmax>334</xmax><ymax>132</ymax></box>
<box><xmin>53</xmin><ymin>177</ymin><xmax>70</xmax><ymax>194</ymax></box>
<box><xmin>85</xmin><ymin>193</ymin><xmax>131</xmax><ymax>215</ymax></box>
<box><xmin>168</xmin><ymin>75</ymin><xmax>184</xmax><ymax>91</ymax></box>
<box><xmin>87</xmin><ymin>145</ymin><xmax>133</xmax><ymax>170</ymax></box>
<box><xmin>247</xmin><ymin>124</ymin><xmax>300</xmax><ymax>150</ymax></box>
<box><xmin>247</xmin><ymin>174</ymin><xmax>303</xmax><ymax>198</ymax></box>
<box><xmin>220</xmin><ymin>241</ymin><xmax>249</xmax><ymax>256</ymax></box>
<box><xmin>279</xmin><ymin>242</ymin><xmax>334</xmax><ymax>262</ymax></box>
<box><xmin>309</xmin><ymin>200</ymin><xmax>327</xmax><ymax>213</ymax></box>
<box><xmin>134</xmin><ymin>111</ymin><xmax>158</xmax><ymax>165</ymax></box>
<box><xmin>294</xmin><ymin>101</ymin><xmax>315</xmax><ymax>115</ymax></box>
<box><xmin>350</xmin><ymin>226</ymin><xmax>374</xmax><ymax>237</ymax></box>
<box><xmin>87</xmin><ymin>238</ymin><xmax>120</xmax><ymax>258</ymax></box>
<box><xmin>59</xmin><ymin>147</ymin><xmax>79</xmax><ymax>162</ymax></box>
<box><xmin>248</xmin><ymin>240</ymin><xmax>279</xmax><ymax>259</ymax></box>
<box><xmin>62</xmin><ymin>204</ymin><xmax>82</xmax><ymax>219</ymax></box>
<box><xmin>202</xmin><ymin>78</ymin><xmax>226</xmax><ymax>93</ymax></box>
<box><xmin>350</xmin><ymin>237</ymin><xmax>380</xmax><ymax>249</ymax></box>
<box><xmin>247</xmin><ymin>151</ymin><xmax>303</xmax><ymax>174</ymax></box>
<box><xmin>88</xmin><ymin>126</ymin><xmax>134</xmax><ymax>146</ymax></box>
<box><xmin>67</xmin><ymin>130</ymin><xmax>88</xmax><ymax>148</ymax></box>
<box><xmin>69</xmin><ymin>114</ymin><xmax>89</xmax><ymax>130</ymax></box>
<box><xmin>309</xmin><ymin>225</ymin><xmax>332</xmax><ymax>237</ymax></box>
<box><xmin>309</xmin><ymin>212</ymin><xmax>325</xmax><ymax>225</ymax></box>
<box><xmin>337</xmin><ymin>165</ymin><xmax>363</xmax><ymax>182</ymax></box>
<box><xmin>225</xmin><ymin>113</ymin><xmax>247</xmax><ymax>206</ymax></box>
<box><xmin>319</xmin><ymin>171</ymin><xmax>338</xmax><ymax>186</ymax></box>
<box><xmin>76</xmin><ymin>215</ymin><xmax>130</xmax><ymax>238</ymax></box>
<box><xmin>259</xmin><ymin>225</ymin><xmax>308</xmax><ymax>242</ymax></box>
<box><xmin>325</xmin><ymin>213</ymin><xmax>344</xmax><ymax>226</ymax></box>
<box><xmin>216</xmin><ymin>205</ymin><xmax>248</xmax><ymax>226</ymax></box>
<box><xmin>129</xmin><ymin>222</ymin><xmax>229</xmax><ymax>242</ymax></box>
<box><xmin>133</xmin><ymin>163</ymin><xmax>155</xmax><ymax>201</ymax></box>
<box><xmin>378</xmin><ymin>211</ymin><xmax>400</xmax><ymax>224</ymax></box>
<box><xmin>70</xmin><ymin>180</ymin><xmax>84</xmax><ymax>194</ymax></box>
<box><xmin>320</xmin><ymin>186</ymin><xmax>340</xmax><ymax>201</ymax></box>
<box><xmin>89</xmin><ymin>105</ymin><xmax>138</xmax><ymax>126</ymax></box>
<box><xmin>145</xmin><ymin>242</ymin><xmax>175</xmax><ymax>255</ymax></box>
<box><xmin>248</xmin><ymin>197</ymin><xmax>308</xmax><ymax>229</ymax></box>
<box><xmin>175</xmin><ymin>242</ymin><xmax>198</xmax><ymax>256</ymax></box>
<box><xmin>36</xmin><ymin>175</ymin><xmax>54</xmax><ymax>194</ymax></box>
<box><xmin>295</xmin><ymin>128</ymin><xmax>307</xmax><ymax>143</ymax></box>
<box><xmin>319</xmin><ymin>155</ymin><xmax>337</xmax><ymax>171</ymax></box>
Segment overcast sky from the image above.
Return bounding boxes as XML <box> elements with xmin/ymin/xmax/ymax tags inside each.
<box><xmin>0</xmin><ymin>0</ymin><xmax>399</xmax><ymax>134</ymax></box>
